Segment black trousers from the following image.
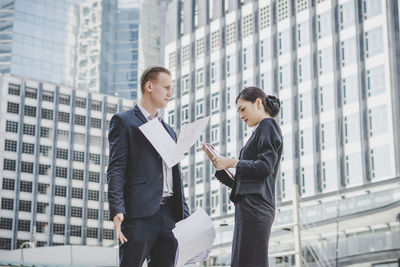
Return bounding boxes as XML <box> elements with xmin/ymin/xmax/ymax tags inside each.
<box><xmin>119</xmin><ymin>202</ymin><xmax>178</xmax><ymax>267</ymax></box>
<box><xmin>231</xmin><ymin>194</ymin><xmax>275</xmax><ymax>267</ymax></box>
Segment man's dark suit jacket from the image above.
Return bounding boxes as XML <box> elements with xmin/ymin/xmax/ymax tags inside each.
<box><xmin>215</xmin><ymin>118</ymin><xmax>283</xmax><ymax>208</ymax></box>
<box><xmin>107</xmin><ymin>105</ymin><xmax>190</xmax><ymax>221</ymax></box>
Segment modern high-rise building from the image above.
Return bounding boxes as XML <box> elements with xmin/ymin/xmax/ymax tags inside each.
<box><xmin>164</xmin><ymin>0</ymin><xmax>400</xmax><ymax>265</ymax></box>
<box><xmin>0</xmin><ymin>0</ymin><xmax>165</xmax><ymax>100</ymax></box>
<box><xmin>0</xmin><ymin>74</ymin><xmax>135</xmax><ymax>250</ymax></box>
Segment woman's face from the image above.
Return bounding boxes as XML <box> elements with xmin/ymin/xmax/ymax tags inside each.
<box><xmin>236</xmin><ymin>98</ymin><xmax>264</xmax><ymax>127</ymax></box>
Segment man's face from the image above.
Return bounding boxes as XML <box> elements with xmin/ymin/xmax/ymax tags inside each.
<box><xmin>148</xmin><ymin>72</ymin><xmax>173</xmax><ymax>109</ymax></box>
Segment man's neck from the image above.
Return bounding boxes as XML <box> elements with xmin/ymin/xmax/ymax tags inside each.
<box><xmin>140</xmin><ymin>99</ymin><xmax>159</xmax><ymax>118</ymax></box>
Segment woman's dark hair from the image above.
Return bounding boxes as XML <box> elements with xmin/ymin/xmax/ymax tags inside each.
<box><xmin>235</xmin><ymin>86</ymin><xmax>280</xmax><ymax>117</ymax></box>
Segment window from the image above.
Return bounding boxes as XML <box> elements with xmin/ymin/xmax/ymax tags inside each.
<box><xmin>87</xmin><ymin>227</ymin><xmax>98</xmax><ymax>238</ymax></box>
<box><xmin>23</xmin><ymin>124</ymin><xmax>35</xmax><ymax>136</ymax></box>
<box><xmin>73</xmin><ymin>169</ymin><xmax>84</xmax><ymax>180</ymax></box>
<box><xmin>367</xmin><ymin>65</ymin><xmax>385</xmax><ymax>96</ymax></box>
<box><xmin>39</xmin><ymin>145</ymin><xmax>51</xmax><ymax>157</ymax></box>
<box><xmin>89</xmin><ymin>153</ymin><xmax>100</xmax><ymax>165</ymax></box>
<box><xmin>3</xmin><ymin>159</ymin><xmax>16</xmax><ymax>171</ymax></box>
<box><xmin>181</xmin><ymin>45</ymin><xmax>190</xmax><ymax>64</ymax></box>
<box><xmin>342</xmin><ymin>75</ymin><xmax>359</xmax><ymax>104</ymax></box>
<box><xmin>279</xmin><ymin>64</ymin><xmax>291</xmax><ymax>89</ymax></box>
<box><xmin>59</xmin><ymin>94</ymin><xmax>70</xmax><ymax>105</ymax></box>
<box><xmin>21</xmin><ymin>161</ymin><xmax>33</xmax><ymax>173</ymax></box>
<box><xmin>319</xmin><ymin>47</ymin><xmax>333</xmax><ymax>75</ymax></box>
<box><xmin>91</xmin><ymin>118</ymin><xmax>102</xmax><ymax>129</ymax></box>
<box><xmin>88</xmin><ymin>208</ymin><xmax>99</xmax><ymax>220</ymax></box>
<box><xmin>74</xmin><ymin>115</ymin><xmax>86</xmax><ymax>126</ymax></box>
<box><xmin>74</xmin><ymin>132</ymin><xmax>85</xmax><ymax>144</ymax></box>
<box><xmin>2</xmin><ymin>178</ymin><xmax>14</xmax><ymax>190</ymax></box>
<box><xmin>71</xmin><ymin>206</ymin><xmax>82</xmax><ymax>218</ymax></box>
<box><xmin>38</xmin><ymin>183</ymin><xmax>48</xmax><ymax>194</ymax></box>
<box><xmin>56</xmin><ymin>167</ymin><xmax>68</xmax><ymax>178</ymax></box>
<box><xmin>107</xmin><ymin>104</ymin><xmax>117</xmax><ymax>114</ymax></box>
<box><xmin>196</xmin><ymin>69</ymin><xmax>204</xmax><ymax>89</ymax></box>
<box><xmin>168</xmin><ymin>52</ymin><xmax>176</xmax><ymax>69</ymax></box>
<box><xmin>211</xmin><ymin>62</ymin><xmax>217</xmax><ymax>83</ymax></box>
<box><xmin>19</xmin><ymin>200</ymin><xmax>31</xmax><ymax>212</ymax></box>
<box><xmin>91</xmin><ymin>135</ymin><xmax>101</xmax><ymax>146</ymax></box>
<box><xmin>1</xmin><ymin>198</ymin><xmax>13</xmax><ymax>210</ymax></box>
<box><xmin>196</xmin><ymin>99</ymin><xmax>204</xmax><ymax>118</ymax></box>
<box><xmin>57</xmin><ymin>130</ymin><xmax>69</xmax><ymax>142</ymax></box>
<box><xmin>53</xmin><ymin>223</ymin><xmax>65</xmax><ymax>235</ymax></box>
<box><xmin>91</xmin><ymin>100</ymin><xmax>102</xmax><ymax>111</ymax></box>
<box><xmin>37</xmin><ymin>202</ymin><xmax>48</xmax><ymax>213</ymax></box>
<box><xmin>278</xmin><ymin>0</ymin><xmax>289</xmax><ymax>21</ymax></box>
<box><xmin>196</xmin><ymin>38</ymin><xmax>205</xmax><ymax>57</ymax></box>
<box><xmin>56</xmin><ymin>148</ymin><xmax>68</xmax><ymax>160</ymax></box>
<box><xmin>278</xmin><ymin>30</ymin><xmax>290</xmax><ymax>55</ymax></box>
<box><xmin>4</xmin><ymin>140</ymin><xmax>17</xmax><ymax>152</ymax></box>
<box><xmin>211</xmin><ymin>124</ymin><xmax>219</xmax><ymax>144</ymax></box>
<box><xmin>0</xmin><ymin>218</ymin><xmax>12</xmax><ymax>230</ymax></box>
<box><xmin>8</xmin><ymin>83</ymin><xmax>20</xmax><ymax>95</ymax></box>
<box><xmin>363</xmin><ymin>0</ymin><xmax>381</xmax><ymax>19</ymax></box>
<box><xmin>72</xmin><ymin>188</ymin><xmax>83</xmax><ymax>199</ymax></box>
<box><xmin>6</xmin><ymin>121</ymin><xmax>18</xmax><ymax>133</ymax></box>
<box><xmin>341</xmin><ymin>37</ymin><xmax>357</xmax><ymax>66</ymax></box>
<box><xmin>195</xmin><ymin>163</ymin><xmax>203</xmax><ymax>184</ymax></box>
<box><xmin>24</xmin><ymin>105</ymin><xmax>36</xmax><ymax>117</ymax></box>
<box><xmin>20</xmin><ymin>181</ymin><xmax>32</xmax><ymax>192</ymax></box>
<box><xmin>40</xmin><ymin>127</ymin><xmax>51</xmax><ymax>138</ymax></box>
<box><xmin>181</xmin><ymin>74</ymin><xmax>189</xmax><ymax>94</ymax></box>
<box><xmin>298</xmin><ymin>56</ymin><xmax>311</xmax><ymax>82</ymax></box>
<box><xmin>36</xmin><ymin>221</ymin><xmax>47</xmax><ymax>233</ymax></box>
<box><xmin>57</xmin><ymin>112</ymin><xmax>69</xmax><ymax>123</ymax></box>
<box><xmin>211</xmin><ymin>93</ymin><xmax>219</xmax><ymax>113</ymax></box>
<box><xmin>22</xmin><ymin>143</ymin><xmax>34</xmax><ymax>154</ymax></box>
<box><xmin>75</xmin><ymin>97</ymin><xmax>86</xmax><ymax>108</ymax></box>
<box><xmin>41</xmin><ymin>109</ymin><xmax>53</xmax><ymax>120</ymax></box>
<box><xmin>365</xmin><ymin>27</ymin><xmax>383</xmax><ymax>58</ymax></box>
<box><xmin>25</xmin><ymin>87</ymin><xmax>37</xmax><ymax>99</ymax></box>
<box><xmin>317</xmin><ymin>11</ymin><xmax>332</xmax><ymax>39</ymax></box>
<box><xmin>42</xmin><ymin>90</ymin><xmax>54</xmax><ymax>102</ymax></box>
<box><xmin>18</xmin><ymin>219</ymin><xmax>31</xmax><ymax>232</ymax></box>
<box><xmin>89</xmin><ymin>172</ymin><xmax>100</xmax><ymax>183</ymax></box>
<box><xmin>211</xmin><ymin>31</ymin><xmax>220</xmax><ymax>51</ymax></box>
<box><xmin>195</xmin><ymin>194</ymin><xmax>203</xmax><ymax>208</ymax></box>
<box><xmin>168</xmin><ymin>110</ymin><xmax>175</xmax><ymax>127</ymax></box>
<box><xmin>181</xmin><ymin>104</ymin><xmax>189</xmax><ymax>124</ymax></box>
<box><xmin>7</xmin><ymin>102</ymin><xmax>19</xmax><ymax>114</ymax></box>
<box><xmin>259</xmin><ymin>5</ymin><xmax>270</xmax><ymax>30</ymax></box>
<box><xmin>339</xmin><ymin>1</ymin><xmax>355</xmax><ymax>29</ymax></box>
<box><xmin>103</xmin><ymin>229</ymin><xmax>114</xmax><ymax>240</ymax></box>
<box><xmin>88</xmin><ymin>190</ymin><xmax>99</xmax><ymax>201</ymax></box>
<box><xmin>242</xmin><ymin>14</ymin><xmax>253</xmax><ymax>37</ymax></box>
<box><xmin>368</xmin><ymin>105</ymin><xmax>387</xmax><ymax>137</ymax></box>
<box><xmin>55</xmin><ymin>185</ymin><xmax>67</xmax><ymax>197</ymax></box>
<box><xmin>73</xmin><ymin>151</ymin><xmax>85</xmax><ymax>162</ymax></box>
<box><xmin>70</xmin><ymin>225</ymin><xmax>81</xmax><ymax>237</ymax></box>
<box><xmin>0</xmin><ymin>238</ymin><xmax>12</xmax><ymax>250</ymax></box>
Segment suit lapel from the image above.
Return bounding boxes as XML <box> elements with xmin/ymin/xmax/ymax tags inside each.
<box><xmin>133</xmin><ymin>105</ymin><xmax>147</xmax><ymax>124</ymax></box>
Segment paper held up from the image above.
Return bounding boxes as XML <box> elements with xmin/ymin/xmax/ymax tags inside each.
<box><xmin>173</xmin><ymin>208</ymin><xmax>216</xmax><ymax>267</ymax></box>
<box><xmin>139</xmin><ymin>116</ymin><xmax>210</xmax><ymax>168</ymax></box>
<box><xmin>202</xmin><ymin>143</ymin><xmax>236</xmax><ymax>179</ymax></box>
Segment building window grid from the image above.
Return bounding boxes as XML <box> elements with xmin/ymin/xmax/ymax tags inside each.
<box><xmin>23</xmin><ymin>124</ymin><xmax>36</xmax><ymax>136</ymax></box>
<box><xmin>39</xmin><ymin>145</ymin><xmax>51</xmax><ymax>157</ymax></box>
<box><xmin>259</xmin><ymin>5</ymin><xmax>270</xmax><ymax>30</ymax></box>
<box><xmin>55</xmin><ymin>166</ymin><xmax>68</xmax><ymax>178</ymax></box>
<box><xmin>73</xmin><ymin>169</ymin><xmax>84</xmax><ymax>180</ymax></box>
<box><xmin>1</xmin><ymin>198</ymin><xmax>14</xmax><ymax>210</ymax></box>
<box><xmin>74</xmin><ymin>115</ymin><xmax>86</xmax><ymax>126</ymax></box>
<box><xmin>21</xmin><ymin>161</ymin><xmax>33</xmax><ymax>173</ymax></box>
<box><xmin>3</xmin><ymin>159</ymin><xmax>16</xmax><ymax>171</ymax></box>
<box><xmin>196</xmin><ymin>38</ymin><xmax>205</xmax><ymax>57</ymax></box>
<box><xmin>278</xmin><ymin>0</ymin><xmax>289</xmax><ymax>21</ymax></box>
<box><xmin>4</xmin><ymin>139</ymin><xmax>17</xmax><ymax>152</ymax></box>
<box><xmin>2</xmin><ymin>178</ymin><xmax>15</xmax><ymax>191</ymax></box>
<box><xmin>42</xmin><ymin>90</ymin><xmax>54</xmax><ymax>102</ymax></box>
<box><xmin>242</xmin><ymin>14</ymin><xmax>253</xmax><ymax>38</ymax></box>
<box><xmin>41</xmin><ymin>109</ymin><xmax>53</xmax><ymax>120</ymax></box>
<box><xmin>24</xmin><ymin>105</ymin><xmax>37</xmax><ymax>117</ymax></box>
<box><xmin>7</xmin><ymin>102</ymin><xmax>19</xmax><ymax>114</ymax></box>
<box><xmin>211</xmin><ymin>31</ymin><xmax>220</xmax><ymax>51</ymax></box>
<box><xmin>56</xmin><ymin>148</ymin><xmax>68</xmax><ymax>160</ymax></box>
<box><xmin>8</xmin><ymin>83</ymin><xmax>20</xmax><ymax>96</ymax></box>
<box><xmin>75</xmin><ymin>97</ymin><xmax>87</xmax><ymax>109</ymax></box>
<box><xmin>73</xmin><ymin>151</ymin><xmax>85</xmax><ymax>162</ymax></box>
<box><xmin>20</xmin><ymin>181</ymin><xmax>32</xmax><ymax>193</ymax></box>
<box><xmin>25</xmin><ymin>87</ymin><xmax>37</xmax><ymax>99</ymax></box>
<box><xmin>169</xmin><ymin>52</ymin><xmax>176</xmax><ymax>69</ymax></box>
<box><xmin>0</xmin><ymin>218</ymin><xmax>13</xmax><ymax>230</ymax></box>
<box><xmin>18</xmin><ymin>200</ymin><xmax>31</xmax><ymax>212</ymax></box>
<box><xmin>71</xmin><ymin>206</ymin><xmax>82</xmax><ymax>218</ymax></box>
<box><xmin>182</xmin><ymin>45</ymin><xmax>190</xmax><ymax>64</ymax></box>
<box><xmin>54</xmin><ymin>185</ymin><xmax>67</xmax><ymax>197</ymax></box>
<box><xmin>91</xmin><ymin>100</ymin><xmax>102</xmax><ymax>111</ymax></box>
<box><xmin>6</xmin><ymin>121</ymin><xmax>18</xmax><ymax>133</ymax></box>
<box><xmin>18</xmin><ymin>219</ymin><xmax>31</xmax><ymax>232</ymax></box>
<box><xmin>296</xmin><ymin>0</ymin><xmax>308</xmax><ymax>13</ymax></box>
<box><xmin>22</xmin><ymin>143</ymin><xmax>35</xmax><ymax>154</ymax></box>
<box><xmin>54</xmin><ymin>204</ymin><xmax>66</xmax><ymax>216</ymax></box>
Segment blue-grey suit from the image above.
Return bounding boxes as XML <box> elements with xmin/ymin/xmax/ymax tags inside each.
<box><xmin>107</xmin><ymin>105</ymin><xmax>189</xmax><ymax>267</ymax></box>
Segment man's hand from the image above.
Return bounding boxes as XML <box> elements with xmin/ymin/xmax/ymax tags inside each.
<box><xmin>113</xmin><ymin>213</ymin><xmax>128</xmax><ymax>244</ymax></box>
<box><xmin>211</xmin><ymin>157</ymin><xmax>238</xmax><ymax>170</ymax></box>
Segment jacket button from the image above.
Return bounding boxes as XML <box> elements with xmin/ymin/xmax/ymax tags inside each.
<box><xmin>159</xmin><ymin>173</ymin><xmax>163</xmax><ymax>178</ymax></box>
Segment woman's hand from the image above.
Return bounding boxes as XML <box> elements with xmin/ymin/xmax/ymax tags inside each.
<box><xmin>211</xmin><ymin>157</ymin><xmax>238</xmax><ymax>170</ymax></box>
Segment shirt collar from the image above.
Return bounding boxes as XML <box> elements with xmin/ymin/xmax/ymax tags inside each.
<box><xmin>138</xmin><ymin>104</ymin><xmax>161</xmax><ymax>121</ymax></box>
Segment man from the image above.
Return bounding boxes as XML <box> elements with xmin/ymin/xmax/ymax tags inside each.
<box><xmin>107</xmin><ymin>66</ymin><xmax>190</xmax><ymax>267</ymax></box>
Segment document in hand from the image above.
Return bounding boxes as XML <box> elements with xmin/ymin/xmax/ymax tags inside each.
<box><xmin>202</xmin><ymin>143</ymin><xmax>236</xmax><ymax>179</ymax></box>
<box><xmin>172</xmin><ymin>209</ymin><xmax>216</xmax><ymax>267</ymax></box>
<box><xmin>139</xmin><ymin>117</ymin><xmax>210</xmax><ymax>168</ymax></box>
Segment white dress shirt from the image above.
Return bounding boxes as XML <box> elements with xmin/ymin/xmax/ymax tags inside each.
<box><xmin>138</xmin><ymin>104</ymin><xmax>173</xmax><ymax>197</ymax></box>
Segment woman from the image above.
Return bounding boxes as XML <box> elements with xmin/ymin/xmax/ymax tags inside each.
<box><xmin>211</xmin><ymin>87</ymin><xmax>282</xmax><ymax>267</ymax></box>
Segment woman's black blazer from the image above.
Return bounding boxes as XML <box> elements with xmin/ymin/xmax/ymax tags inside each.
<box><xmin>215</xmin><ymin>118</ymin><xmax>283</xmax><ymax>208</ymax></box>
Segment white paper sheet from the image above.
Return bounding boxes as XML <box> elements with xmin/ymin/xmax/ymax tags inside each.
<box><xmin>172</xmin><ymin>209</ymin><xmax>216</xmax><ymax>267</ymax></box>
<box><xmin>139</xmin><ymin>117</ymin><xmax>210</xmax><ymax>168</ymax></box>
